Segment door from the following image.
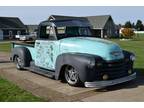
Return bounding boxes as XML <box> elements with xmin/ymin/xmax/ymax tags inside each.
<box><xmin>35</xmin><ymin>25</ymin><xmax>59</xmax><ymax>70</ymax></box>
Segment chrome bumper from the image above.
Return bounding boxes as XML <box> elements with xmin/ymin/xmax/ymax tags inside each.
<box><xmin>85</xmin><ymin>72</ymin><xmax>136</xmax><ymax>88</ymax></box>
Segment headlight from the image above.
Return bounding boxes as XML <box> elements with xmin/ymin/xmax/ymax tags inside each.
<box><xmin>130</xmin><ymin>54</ymin><xmax>136</xmax><ymax>61</ymax></box>
<box><xmin>103</xmin><ymin>74</ymin><xmax>109</xmax><ymax>80</ymax></box>
<box><xmin>128</xmin><ymin>69</ymin><xmax>132</xmax><ymax>74</ymax></box>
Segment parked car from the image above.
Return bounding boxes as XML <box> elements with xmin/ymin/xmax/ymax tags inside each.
<box><xmin>15</xmin><ymin>32</ymin><xmax>37</xmax><ymax>41</ymax></box>
<box><xmin>10</xmin><ymin>18</ymin><xmax>136</xmax><ymax>88</ymax></box>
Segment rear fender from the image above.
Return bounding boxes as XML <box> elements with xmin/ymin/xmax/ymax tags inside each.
<box><xmin>11</xmin><ymin>47</ymin><xmax>32</xmax><ymax>67</ymax></box>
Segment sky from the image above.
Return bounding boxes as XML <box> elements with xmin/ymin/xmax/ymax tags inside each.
<box><xmin>0</xmin><ymin>6</ymin><xmax>144</xmax><ymax>25</ymax></box>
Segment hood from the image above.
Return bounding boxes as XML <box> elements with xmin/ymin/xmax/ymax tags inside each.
<box><xmin>59</xmin><ymin>37</ymin><xmax>124</xmax><ymax>61</ymax></box>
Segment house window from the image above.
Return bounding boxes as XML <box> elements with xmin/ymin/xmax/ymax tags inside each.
<box><xmin>9</xmin><ymin>31</ymin><xmax>12</xmax><ymax>36</ymax></box>
<box><xmin>9</xmin><ymin>31</ymin><xmax>13</xmax><ymax>39</ymax></box>
<box><xmin>17</xmin><ymin>31</ymin><xmax>21</xmax><ymax>35</ymax></box>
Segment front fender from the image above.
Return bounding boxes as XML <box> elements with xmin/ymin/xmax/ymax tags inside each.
<box><xmin>123</xmin><ymin>50</ymin><xmax>134</xmax><ymax>58</ymax></box>
<box><xmin>55</xmin><ymin>53</ymin><xmax>103</xmax><ymax>82</ymax></box>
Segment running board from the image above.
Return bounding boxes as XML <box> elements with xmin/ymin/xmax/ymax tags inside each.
<box><xmin>24</xmin><ymin>61</ymin><xmax>55</xmax><ymax>79</ymax></box>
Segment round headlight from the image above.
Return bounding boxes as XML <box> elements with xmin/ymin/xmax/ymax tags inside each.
<box><xmin>103</xmin><ymin>74</ymin><xmax>109</xmax><ymax>80</ymax></box>
<box><xmin>130</xmin><ymin>54</ymin><xmax>136</xmax><ymax>61</ymax></box>
<box><xmin>128</xmin><ymin>69</ymin><xmax>132</xmax><ymax>74</ymax></box>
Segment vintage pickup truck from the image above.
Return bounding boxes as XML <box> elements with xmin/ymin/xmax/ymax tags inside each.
<box><xmin>10</xmin><ymin>18</ymin><xmax>136</xmax><ymax>88</ymax></box>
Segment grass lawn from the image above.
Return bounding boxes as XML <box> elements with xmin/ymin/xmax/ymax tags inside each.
<box><xmin>0</xmin><ymin>77</ymin><xmax>44</xmax><ymax>102</ymax></box>
<box><xmin>0</xmin><ymin>41</ymin><xmax>11</xmax><ymax>52</ymax></box>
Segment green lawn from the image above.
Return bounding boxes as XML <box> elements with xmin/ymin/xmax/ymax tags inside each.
<box><xmin>0</xmin><ymin>41</ymin><xmax>11</xmax><ymax>52</ymax></box>
<box><xmin>135</xmin><ymin>33</ymin><xmax>144</xmax><ymax>38</ymax></box>
<box><xmin>0</xmin><ymin>77</ymin><xmax>44</xmax><ymax>102</ymax></box>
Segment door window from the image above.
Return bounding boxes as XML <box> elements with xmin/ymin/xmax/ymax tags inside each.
<box><xmin>40</xmin><ymin>25</ymin><xmax>56</xmax><ymax>40</ymax></box>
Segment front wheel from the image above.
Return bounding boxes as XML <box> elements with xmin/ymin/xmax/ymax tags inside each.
<box><xmin>64</xmin><ymin>66</ymin><xmax>82</xmax><ymax>86</ymax></box>
<box><xmin>14</xmin><ymin>56</ymin><xmax>23</xmax><ymax>70</ymax></box>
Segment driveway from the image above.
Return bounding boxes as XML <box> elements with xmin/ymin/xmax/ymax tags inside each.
<box><xmin>0</xmin><ymin>52</ymin><xmax>144</xmax><ymax>101</ymax></box>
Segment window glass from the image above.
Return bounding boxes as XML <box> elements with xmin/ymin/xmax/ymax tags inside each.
<box><xmin>39</xmin><ymin>25</ymin><xmax>56</xmax><ymax>40</ymax></box>
<box><xmin>39</xmin><ymin>26</ymin><xmax>49</xmax><ymax>39</ymax></box>
<box><xmin>79</xmin><ymin>27</ymin><xmax>89</xmax><ymax>35</ymax></box>
<box><xmin>57</xmin><ymin>27</ymin><xmax>65</xmax><ymax>34</ymax></box>
<box><xmin>9</xmin><ymin>31</ymin><xmax>12</xmax><ymax>35</ymax></box>
<box><xmin>17</xmin><ymin>31</ymin><xmax>21</xmax><ymax>35</ymax></box>
<box><xmin>46</xmin><ymin>26</ymin><xmax>50</xmax><ymax>34</ymax></box>
<box><xmin>56</xmin><ymin>26</ymin><xmax>92</xmax><ymax>39</ymax></box>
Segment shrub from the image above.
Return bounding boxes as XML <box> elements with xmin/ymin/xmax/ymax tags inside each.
<box><xmin>121</xmin><ymin>28</ymin><xmax>135</xmax><ymax>39</ymax></box>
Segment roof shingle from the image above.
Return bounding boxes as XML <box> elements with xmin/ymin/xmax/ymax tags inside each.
<box><xmin>48</xmin><ymin>15</ymin><xmax>113</xmax><ymax>29</ymax></box>
<box><xmin>86</xmin><ymin>15</ymin><xmax>112</xmax><ymax>29</ymax></box>
<box><xmin>0</xmin><ymin>17</ymin><xmax>26</xmax><ymax>29</ymax></box>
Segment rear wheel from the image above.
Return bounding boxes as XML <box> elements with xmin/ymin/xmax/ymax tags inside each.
<box><xmin>14</xmin><ymin>56</ymin><xmax>23</xmax><ymax>70</ymax></box>
<box><xmin>64</xmin><ymin>66</ymin><xmax>81</xmax><ymax>86</ymax></box>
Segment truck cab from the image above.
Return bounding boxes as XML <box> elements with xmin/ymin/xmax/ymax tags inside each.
<box><xmin>10</xmin><ymin>18</ymin><xmax>136</xmax><ymax>88</ymax></box>
<box><xmin>35</xmin><ymin>19</ymin><xmax>93</xmax><ymax>70</ymax></box>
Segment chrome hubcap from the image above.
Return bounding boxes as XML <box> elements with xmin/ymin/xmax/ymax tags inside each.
<box><xmin>65</xmin><ymin>66</ymin><xmax>78</xmax><ymax>84</ymax></box>
<box><xmin>15</xmin><ymin>57</ymin><xmax>22</xmax><ymax>69</ymax></box>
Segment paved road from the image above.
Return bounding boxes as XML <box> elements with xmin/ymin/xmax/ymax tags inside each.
<box><xmin>0</xmin><ymin>52</ymin><xmax>144</xmax><ymax>101</ymax></box>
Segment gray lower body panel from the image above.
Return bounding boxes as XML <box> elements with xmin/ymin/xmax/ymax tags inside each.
<box><xmin>85</xmin><ymin>72</ymin><xmax>136</xmax><ymax>88</ymax></box>
<box><xmin>24</xmin><ymin>61</ymin><xmax>55</xmax><ymax>78</ymax></box>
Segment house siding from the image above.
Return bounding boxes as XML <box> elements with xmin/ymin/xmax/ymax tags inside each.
<box><xmin>103</xmin><ymin>17</ymin><xmax>116</xmax><ymax>37</ymax></box>
<box><xmin>91</xmin><ymin>17</ymin><xmax>116</xmax><ymax>38</ymax></box>
<box><xmin>0</xmin><ymin>17</ymin><xmax>27</xmax><ymax>40</ymax></box>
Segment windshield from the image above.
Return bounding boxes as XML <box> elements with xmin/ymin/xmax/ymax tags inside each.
<box><xmin>57</xmin><ymin>26</ymin><xmax>92</xmax><ymax>39</ymax></box>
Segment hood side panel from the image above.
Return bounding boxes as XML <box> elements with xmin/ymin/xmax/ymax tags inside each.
<box><xmin>60</xmin><ymin>37</ymin><xmax>124</xmax><ymax>61</ymax></box>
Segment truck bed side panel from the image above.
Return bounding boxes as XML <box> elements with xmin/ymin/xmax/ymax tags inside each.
<box><xmin>13</xmin><ymin>42</ymin><xmax>36</xmax><ymax>60</ymax></box>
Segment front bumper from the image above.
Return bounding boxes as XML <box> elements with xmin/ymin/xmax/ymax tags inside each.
<box><xmin>85</xmin><ymin>72</ymin><xmax>136</xmax><ymax>88</ymax></box>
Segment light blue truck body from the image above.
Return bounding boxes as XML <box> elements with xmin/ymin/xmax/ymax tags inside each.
<box><xmin>14</xmin><ymin>37</ymin><xmax>124</xmax><ymax>71</ymax></box>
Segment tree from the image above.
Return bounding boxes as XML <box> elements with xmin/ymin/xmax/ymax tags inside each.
<box><xmin>124</xmin><ymin>21</ymin><xmax>132</xmax><ymax>28</ymax></box>
<box><xmin>135</xmin><ymin>20</ymin><xmax>144</xmax><ymax>31</ymax></box>
<box><xmin>121</xmin><ymin>28</ymin><xmax>135</xmax><ymax>39</ymax></box>
<box><xmin>118</xmin><ymin>24</ymin><xmax>122</xmax><ymax>27</ymax></box>
<box><xmin>132</xmin><ymin>22</ymin><xmax>135</xmax><ymax>28</ymax></box>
